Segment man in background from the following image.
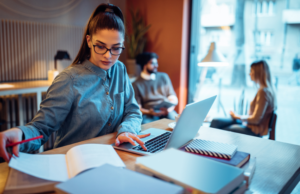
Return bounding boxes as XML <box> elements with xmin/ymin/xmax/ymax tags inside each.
<box><xmin>132</xmin><ymin>52</ymin><xmax>178</xmax><ymax>124</ymax></box>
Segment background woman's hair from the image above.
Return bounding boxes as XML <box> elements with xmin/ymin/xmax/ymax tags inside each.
<box><xmin>251</xmin><ymin>60</ymin><xmax>277</xmax><ymax>107</ymax></box>
<box><xmin>72</xmin><ymin>3</ymin><xmax>125</xmax><ymax>64</ymax></box>
<box><xmin>136</xmin><ymin>52</ymin><xmax>158</xmax><ymax>69</ymax></box>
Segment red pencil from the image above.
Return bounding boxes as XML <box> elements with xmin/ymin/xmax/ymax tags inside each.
<box><xmin>6</xmin><ymin>135</ymin><xmax>43</xmax><ymax>147</ymax></box>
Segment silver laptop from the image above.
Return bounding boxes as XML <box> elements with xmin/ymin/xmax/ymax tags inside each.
<box><xmin>113</xmin><ymin>95</ymin><xmax>217</xmax><ymax>155</ymax></box>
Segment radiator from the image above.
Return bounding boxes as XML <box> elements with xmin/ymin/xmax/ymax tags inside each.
<box><xmin>0</xmin><ymin>20</ymin><xmax>83</xmax><ymax>82</ymax></box>
<box><xmin>0</xmin><ymin>93</ymin><xmax>55</xmax><ymax>151</ymax></box>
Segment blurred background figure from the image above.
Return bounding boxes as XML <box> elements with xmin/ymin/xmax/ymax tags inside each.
<box><xmin>210</xmin><ymin>60</ymin><xmax>276</xmax><ymax>137</ymax></box>
<box><xmin>132</xmin><ymin>52</ymin><xmax>178</xmax><ymax>124</ymax></box>
<box><xmin>289</xmin><ymin>53</ymin><xmax>300</xmax><ymax>86</ymax></box>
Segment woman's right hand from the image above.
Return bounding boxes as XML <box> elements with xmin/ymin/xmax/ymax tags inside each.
<box><xmin>0</xmin><ymin>128</ymin><xmax>23</xmax><ymax>162</ymax></box>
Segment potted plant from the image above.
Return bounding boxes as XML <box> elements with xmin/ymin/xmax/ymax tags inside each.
<box><xmin>126</xmin><ymin>9</ymin><xmax>151</xmax><ymax>76</ymax></box>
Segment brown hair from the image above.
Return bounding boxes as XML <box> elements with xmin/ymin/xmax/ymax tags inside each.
<box><xmin>251</xmin><ymin>60</ymin><xmax>276</xmax><ymax>106</ymax></box>
<box><xmin>72</xmin><ymin>3</ymin><xmax>125</xmax><ymax>64</ymax></box>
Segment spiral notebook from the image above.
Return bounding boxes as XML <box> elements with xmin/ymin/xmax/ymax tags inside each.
<box><xmin>184</xmin><ymin>139</ymin><xmax>237</xmax><ymax>159</ymax></box>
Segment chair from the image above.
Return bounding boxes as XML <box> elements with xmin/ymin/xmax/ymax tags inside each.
<box><xmin>267</xmin><ymin>111</ymin><xmax>277</xmax><ymax>140</ymax></box>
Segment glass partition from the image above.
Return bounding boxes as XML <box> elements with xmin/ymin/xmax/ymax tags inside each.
<box><xmin>188</xmin><ymin>0</ymin><xmax>300</xmax><ymax>145</ymax></box>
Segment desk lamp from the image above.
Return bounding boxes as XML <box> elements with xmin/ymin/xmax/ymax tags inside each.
<box><xmin>48</xmin><ymin>51</ymin><xmax>71</xmax><ymax>82</ymax></box>
<box><xmin>198</xmin><ymin>42</ymin><xmax>228</xmax><ymax>67</ymax></box>
<box><xmin>195</xmin><ymin>42</ymin><xmax>228</xmax><ymax>116</ymax></box>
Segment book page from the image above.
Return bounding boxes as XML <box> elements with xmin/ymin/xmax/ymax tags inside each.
<box><xmin>66</xmin><ymin>144</ymin><xmax>125</xmax><ymax>178</ymax></box>
<box><xmin>9</xmin><ymin>152</ymin><xmax>68</xmax><ymax>182</ymax></box>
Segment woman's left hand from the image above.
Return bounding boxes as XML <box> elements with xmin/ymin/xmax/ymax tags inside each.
<box><xmin>115</xmin><ymin>132</ymin><xmax>151</xmax><ymax>151</ymax></box>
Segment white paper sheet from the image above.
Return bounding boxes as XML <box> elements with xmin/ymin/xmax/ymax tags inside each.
<box><xmin>9</xmin><ymin>152</ymin><xmax>69</xmax><ymax>182</ymax></box>
<box><xmin>66</xmin><ymin>144</ymin><xmax>125</xmax><ymax>178</ymax></box>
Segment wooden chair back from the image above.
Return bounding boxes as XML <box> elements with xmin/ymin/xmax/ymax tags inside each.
<box><xmin>268</xmin><ymin>111</ymin><xmax>277</xmax><ymax>140</ymax></box>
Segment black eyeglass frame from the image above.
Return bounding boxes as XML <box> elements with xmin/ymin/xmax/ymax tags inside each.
<box><xmin>92</xmin><ymin>45</ymin><xmax>125</xmax><ymax>56</ymax></box>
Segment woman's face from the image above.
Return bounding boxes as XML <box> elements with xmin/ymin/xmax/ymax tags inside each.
<box><xmin>250</xmin><ymin>68</ymin><xmax>256</xmax><ymax>82</ymax></box>
<box><xmin>86</xmin><ymin>29</ymin><xmax>124</xmax><ymax>70</ymax></box>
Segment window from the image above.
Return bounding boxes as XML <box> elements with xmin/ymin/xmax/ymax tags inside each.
<box><xmin>262</xmin><ymin>1</ymin><xmax>268</xmax><ymax>14</ymax></box>
<box><xmin>254</xmin><ymin>0</ymin><xmax>275</xmax><ymax>16</ymax></box>
<box><xmin>254</xmin><ymin>31</ymin><xmax>273</xmax><ymax>46</ymax></box>
<box><xmin>268</xmin><ymin>1</ymin><xmax>274</xmax><ymax>15</ymax></box>
<box><xmin>189</xmin><ymin>0</ymin><xmax>300</xmax><ymax>146</ymax></box>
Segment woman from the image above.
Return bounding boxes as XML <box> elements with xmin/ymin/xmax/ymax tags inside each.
<box><xmin>210</xmin><ymin>60</ymin><xmax>276</xmax><ymax>137</ymax></box>
<box><xmin>0</xmin><ymin>3</ymin><xmax>149</xmax><ymax>163</ymax></box>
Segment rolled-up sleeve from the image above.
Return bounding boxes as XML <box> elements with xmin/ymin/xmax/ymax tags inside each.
<box><xmin>17</xmin><ymin>72</ymin><xmax>74</xmax><ymax>152</ymax></box>
<box><xmin>116</xmin><ymin>68</ymin><xmax>142</xmax><ymax>136</ymax></box>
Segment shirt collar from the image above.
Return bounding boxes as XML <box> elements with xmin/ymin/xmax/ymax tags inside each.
<box><xmin>83</xmin><ymin>60</ymin><xmax>112</xmax><ymax>80</ymax></box>
<box><xmin>141</xmin><ymin>71</ymin><xmax>156</xmax><ymax>80</ymax></box>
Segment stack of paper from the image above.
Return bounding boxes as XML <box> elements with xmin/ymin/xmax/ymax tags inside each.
<box><xmin>55</xmin><ymin>164</ymin><xmax>184</xmax><ymax>194</ymax></box>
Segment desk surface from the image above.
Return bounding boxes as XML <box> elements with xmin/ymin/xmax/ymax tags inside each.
<box><xmin>0</xmin><ymin>119</ymin><xmax>300</xmax><ymax>193</ymax></box>
<box><xmin>0</xmin><ymin>81</ymin><xmax>51</xmax><ymax>96</ymax></box>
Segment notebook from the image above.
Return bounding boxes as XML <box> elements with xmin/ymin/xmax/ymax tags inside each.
<box><xmin>184</xmin><ymin>139</ymin><xmax>237</xmax><ymax>159</ymax></box>
<box><xmin>180</xmin><ymin>146</ymin><xmax>250</xmax><ymax>168</ymax></box>
<box><xmin>55</xmin><ymin>164</ymin><xmax>184</xmax><ymax>194</ymax></box>
<box><xmin>135</xmin><ymin>148</ymin><xmax>244</xmax><ymax>194</ymax></box>
<box><xmin>230</xmin><ymin>181</ymin><xmax>247</xmax><ymax>194</ymax></box>
<box><xmin>243</xmin><ymin>157</ymin><xmax>256</xmax><ymax>188</ymax></box>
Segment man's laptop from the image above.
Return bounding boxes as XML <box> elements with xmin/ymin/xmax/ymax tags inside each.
<box><xmin>113</xmin><ymin>95</ymin><xmax>217</xmax><ymax>155</ymax></box>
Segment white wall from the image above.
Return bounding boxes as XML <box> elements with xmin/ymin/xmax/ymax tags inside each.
<box><xmin>0</xmin><ymin>0</ymin><xmax>127</xmax><ymax>63</ymax></box>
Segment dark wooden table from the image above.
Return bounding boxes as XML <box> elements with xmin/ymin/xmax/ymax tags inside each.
<box><xmin>0</xmin><ymin>119</ymin><xmax>299</xmax><ymax>193</ymax></box>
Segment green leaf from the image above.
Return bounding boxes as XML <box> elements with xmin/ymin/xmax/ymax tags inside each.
<box><xmin>127</xmin><ymin>9</ymin><xmax>151</xmax><ymax>58</ymax></box>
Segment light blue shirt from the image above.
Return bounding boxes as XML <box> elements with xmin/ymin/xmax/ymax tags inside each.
<box><xmin>18</xmin><ymin>60</ymin><xmax>142</xmax><ymax>152</ymax></box>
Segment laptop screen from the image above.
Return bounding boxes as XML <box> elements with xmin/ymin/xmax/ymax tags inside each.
<box><xmin>165</xmin><ymin>95</ymin><xmax>217</xmax><ymax>149</ymax></box>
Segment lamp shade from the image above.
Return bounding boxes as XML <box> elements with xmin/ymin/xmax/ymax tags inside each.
<box><xmin>54</xmin><ymin>50</ymin><xmax>71</xmax><ymax>70</ymax></box>
<box><xmin>198</xmin><ymin>42</ymin><xmax>228</xmax><ymax>67</ymax></box>
<box><xmin>54</xmin><ymin>50</ymin><xmax>71</xmax><ymax>60</ymax></box>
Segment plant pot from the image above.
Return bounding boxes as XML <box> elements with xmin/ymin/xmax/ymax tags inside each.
<box><xmin>126</xmin><ymin>59</ymin><xmax>141</xmax><ymax>77</ymax></box>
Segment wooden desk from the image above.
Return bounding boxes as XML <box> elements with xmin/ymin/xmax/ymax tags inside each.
<box><xmin>0</xmin><ymin>81</ymin><xmax>51</xmax><ymax>126</ymax></box>
<box><xmin>0</xmin><ymin>118</ymin><xmax>300</xmax><ymax>194</ymax></box>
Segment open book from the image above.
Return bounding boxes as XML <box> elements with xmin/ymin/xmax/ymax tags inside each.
<box><xmin>8</xmin><ymin>144</ymin><xmax>125</xmax><ymax>182</ymax></box>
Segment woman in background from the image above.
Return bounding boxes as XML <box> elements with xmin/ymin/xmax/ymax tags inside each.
<box><xmin>0</xmin><ymin>3</ymin><xmax>149</xmax><ymax>163</ymax></box>
<box><xmin>210</xmin><ymin>60</ymin><xmax>276</xmax><ymax>137</ymax></box>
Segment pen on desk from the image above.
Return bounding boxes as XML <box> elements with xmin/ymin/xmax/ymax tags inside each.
<box><xmin>6</xmin><ymin>135</ymin><xmax>43</xmax><ymax>147</ymax></box>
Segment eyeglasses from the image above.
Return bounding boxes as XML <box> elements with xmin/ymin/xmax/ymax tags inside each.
<box><xmin>92</xmin><ymin>44</ymin><xmax>125</xmax><ymax>56</ymax></box>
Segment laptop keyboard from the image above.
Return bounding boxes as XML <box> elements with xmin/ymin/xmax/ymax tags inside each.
<box><xmin>132</xmin><ymin>132</ymin><xmax>171</xmax><ymax>153</ymax></box>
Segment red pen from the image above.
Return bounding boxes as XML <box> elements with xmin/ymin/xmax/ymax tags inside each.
<box><xmin>6</xmin><ymin>135</ymin><xmax>43</xmax><ymax>147</ymax></box>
